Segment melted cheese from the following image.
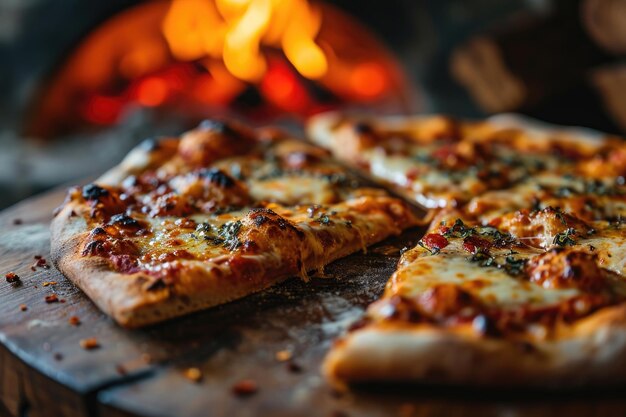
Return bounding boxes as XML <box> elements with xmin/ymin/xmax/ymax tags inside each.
<box><xmin>248</xmin><ymin>175</ymin><xmax>337</xmax><ymax>205</ymax></box>
<box><xmin>390</xmin><ymin>242</ymin><xmax>579</xmax><ymax>309</ymax></box>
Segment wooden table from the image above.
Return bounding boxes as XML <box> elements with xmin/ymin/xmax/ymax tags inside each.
<box><xmin>1</xmin><ymin>188</ymin><xmax>626</xmax><ymax>417</ymax></box>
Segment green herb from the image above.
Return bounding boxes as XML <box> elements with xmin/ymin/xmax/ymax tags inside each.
<box><xmin>315</xmin><ymin>212</ymin><xmax>333</xmax><ymax>226</ymax></box>
<box><xmin>417</xmin><ymin>240</ymin><xmax>440</xmax><ymax>255</ymax></box>
<box><xmin>469</xmin><ymin>250</ymin><xmax>495</xmax><ymax>267</ymax></box>
<box><xmin>196</xmin><ymin>221</ymin><xmax>242</xmax><ymax>250</ymax></box>
<box><xmin>504</xmin><ymin>256</ymin><xmax>526</xmax><ymax>276</ymax></box>
<box><xmin>217</xmin><ymin>221</ymin><xmax>242</xmax><ymax>250</ymax></box>
<box><xmin>443</xmin><ymin>219</ymin><xmax>475</xmax><ymax>239</ymax></box>
<box><xmin>552</xmin><ymin>228</ymin><xmax>577</xmax><ymax>247</ymax></box>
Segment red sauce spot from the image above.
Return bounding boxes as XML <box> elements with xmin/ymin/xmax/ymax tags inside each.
<box><xmin>462</xmin><ymin>236</ymin><xmax>491</xmax><ymax>254</ymax></box>
<box><xmin>421</xmin><ymin>233</ymin><xmax>449</xmax><ymax>251</ymax></box>
<box><xmin>110</xmin><ymin>255</ymin><xmax>140</xmax><ymax>274</ymax></box>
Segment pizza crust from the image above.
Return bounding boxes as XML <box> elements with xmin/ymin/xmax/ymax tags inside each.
<box><xmin>324</xmin><ymin>304</ymin><xmax>626</xmax><ymax>388</ymax></box>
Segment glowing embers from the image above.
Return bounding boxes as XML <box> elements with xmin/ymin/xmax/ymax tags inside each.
<box><xmin>26</xmin><ymin>0</ymin><xmax>411</xmax><ymax>138</ymax></box>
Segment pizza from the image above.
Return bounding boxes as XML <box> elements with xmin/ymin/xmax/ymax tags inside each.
<box><xmin>51</xmin><ymin>112</ymin><xmax>626</xmax><ymax>388</ymax></box>
<box><xmin>306</xmin><ymin>112</ymin><xmax>621</xmax><ymax>208</ymax></box>
<box><xmin>51</xmin><ymin>120</ymin><xmax>419</xmax><ymax>328</ymax></box>
<box><xmin>308</xmin><ymin>113</ymin><xmax>626</xmax><ymax>387</ymax></box>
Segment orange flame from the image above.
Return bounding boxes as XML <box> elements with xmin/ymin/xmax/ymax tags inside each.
<box><xmin>162</xmin><ymin>0</ymin><xmax>328</xmax><ymax>82</ymax></box>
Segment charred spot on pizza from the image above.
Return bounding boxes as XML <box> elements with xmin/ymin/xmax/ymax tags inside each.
<box><xmin>109</xmin><ymin>214</ymin><xmax>141</xmax><ymax>229</ymax></box>
<box><xmin>82</xmin><ymin>184</ymin><xmax>109</xmax><ymax>201</ymax></box>
<box><xmin>353</xmin><ymin>121</ymin><xmax>375</xmax><ymax>135</ymax></box>
<box><xmin>201</xmin><ymin>168</ymin><xmax>236</xmax><ymax>188</ymax></box>
<box><xmin>525</xmin><ymin>248</ymin><xmax>610</xmax><ymax>292</ymax></box>
<box><xmin>244</xmin><ymin>209</ymin><xmax>306</xmax><ymax>246</ymax></box>
<box><xmin>90</xmin><ymin>227</ymin><xmax>107</xmax><ymax>236</ymax></box>
<box><xmin>82</xmin><ymin>240</ymin><xmax>106</xmax><ymax>256</ymax></box>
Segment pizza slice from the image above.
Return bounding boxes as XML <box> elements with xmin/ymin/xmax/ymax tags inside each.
<box><xmin>323</xmin><ymin>211</ymin><xmax>626</xmax><ymax>387</ymax></box>
<box><xmin>306</xmin><ymin>113</ymin><xmax>615</xmax><ymax>208</ymax></box>
<box><xmin>51</xmin><ymin>120</ymin><xmax>419</xmax><ymax>328</ymax></box>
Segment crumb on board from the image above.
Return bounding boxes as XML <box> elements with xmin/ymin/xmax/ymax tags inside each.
<box><xmin>5</xmin><ymin>272</ymin><xmax>20</xmax><ymax>283</ymax></box>
<box><xmin>53</xmin><ymin>353</ymin><xmax>63</xmax><ymax>361</ymax></box>
<box><xmin>68</xmin><ymin>316</ymin><xmax>81</xmax><ymax>326</ymax></box>
<box><xmin>286</xmin><ymin>361</ymin><xmax>303</xmax><ymax>373</ymax></box>
<box><xmin>45</xmin><ymin>294</ymin><xmax>59</xmax><ymax>303</ymax></box>
<box><xmin>231</xmin><ymin>379</ymin><xmax>258</xmax><ymax>396</ymax></box>
<box><xmin>13</xmin><ymin>218</ymin><xmax>23</xmax><ymax>225</ymax></box>
<box><xmin>275</xmin><ymin>349</ymin><xmax>292</xmax><ymax>362</ymax></box>
<box><xmin>183</xmin><ymin>367</ymin><xmax>203</xmax><ymax>383</ymax></box>
<box><xmin>19</xmin><ymin>304</ymin><xmax>27</xmax><ymax>311</ymax></box>
<box><xmin>42</xmin><ymin>281</ymin><xmax>58</xmax><ymax>287</ymax></box>
<box><xmin>79</xmin><ymin>338</ymin><xmax>100</xmax><ymax>350</ymax></box>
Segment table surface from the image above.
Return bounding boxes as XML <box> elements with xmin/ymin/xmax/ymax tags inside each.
<box><xmin>1</xmin><ymin>188</ymin><xmax>626</xmax><ymax>417</ymax></box>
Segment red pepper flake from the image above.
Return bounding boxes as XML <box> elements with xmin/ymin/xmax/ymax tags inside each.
<box><xmin>42</xmin><ymin>281</ymin><xmax>58</xmax><ymax>287</ymax></box>
<box><xmin>19</xmin><ymin>304</ymin><xmax>27</xmax><ymax>311</ymax></box>
<box><xmin>5</xmin><ymin>272</ymin><xmax>20</xmax><ymax>283</ymax></box>
<box><xmin>31</xmin><ymin>256</ymin><xmax>50</xmax><ymax>270</ymax></box>
<box><xmin>462</xmin><ymin>236</ymin><xmax>492</xmax><ymax>254</ymax></box>
<box><xmin>45</xmin><ymin>294</ymin><xmax>59</xmax><ymax>303</ymax></box>
<box><xmin>421</xmin><ymin>233</ymin><xmax>449</xmax><ymax>251</ymax></box>
<box><xmin>68</xmin><ymin>316</ymin><xmax>81</xmax><ymax>326</ymax></box>
<box><xmin>231</xmin><ymin>379</ymin><xmax>258</xmax><ymax>396</ymax></box>
<box><xmin>79</xmin><ymin>337</ymin><xmax>100</xmax><ymax>350</ymax></box>
<box><xmin>183</xmin><ymin>367</ymin><xmax>203</xmax><ymax>383</ymax></box>
<box><xmin>59</xmin><ymin>299</ymin><xmax>66</xmax><ymax>303</ymax></box>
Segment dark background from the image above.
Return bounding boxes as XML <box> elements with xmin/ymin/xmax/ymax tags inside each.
<box><xmin>0</xmin><ymin>0</ymin><xmax>622</xmax><ymax>209</ymax></box>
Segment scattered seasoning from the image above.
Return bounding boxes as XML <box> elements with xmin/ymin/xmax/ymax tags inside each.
<box><xmin>316</xmin><ymin>213</ymin><xmax>332</xmax><ymax>225</ymax></box>
<box><xmin>231</xmin><ymin>379</ymin><xmax>258</xmax><ymax>396</ymax></box>
<box><xmin>553</xmin><ymin>228</ymin><xmax>577</xmax><ymax>247</ymax></box>
<box><xmin>53</xmin><ymin>352</ymin><xmax>64</xmax><ymax>361</ymax></box>
<box><xmin>183</xmin><ymin>367</ymin><xmax>203</xmax><ymax>383</ymax></box>
<box><xmin>79</xmin><ymin>338</ymin><xmax>100</xmax><ymax>350</ymax></box>
<box><xmin>442</xmin><ymin>219</ymin><xmax>475</xmax><ymax>239</ymax></box>
<box><xmin>503</xmin><ymin>256</ymin><xmax>527</xmax><ymax>276</ymax></box>
<box><xmin>31</xmin><ymin>257</ymin><xmax>50</xmax><ymax>270</ymax></box>
<box><xmin>42</xmin><ymin>281</ymin><xmax>58</xmax><ymax>287</ymax></box>
<box><xmin>19</xmin><ymin>304</ymin><xmax>28</xmax><ymax>311</ymax></box>
<box><xmin>5</xmin><ymin>272</ymin><xmax>20</xmax><ymax>283</ymax></box>
<box><xmin>68</xmin><ymin>316</ymin><xmax>81</xmax><ymax>326</ymax></box>
<box><xmin>45</xmin><ymin>294</ymin><xmax>59</xmax><ymax>303</ymax></box>
<box><xmin>275</xmin><ymin>349</ymin><xmax>292</xmax><ymax>362</ymax></box>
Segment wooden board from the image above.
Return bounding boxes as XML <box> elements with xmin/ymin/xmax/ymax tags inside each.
<box><xmin>1</xmin><ymin>188</ymin><xmax>626</xmax><ymax>417</ymax></box>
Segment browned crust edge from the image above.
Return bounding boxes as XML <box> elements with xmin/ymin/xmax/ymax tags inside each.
<box><xmin>323</xmin><ymin>304</ymin><xmax>626</xmax><ymax>388</ymax></box>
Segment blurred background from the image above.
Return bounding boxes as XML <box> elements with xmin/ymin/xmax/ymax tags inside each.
<box><xmin>1</xmin><ymin>0</ymin><xmax>626</xmax><ymax>208</ymax></box>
